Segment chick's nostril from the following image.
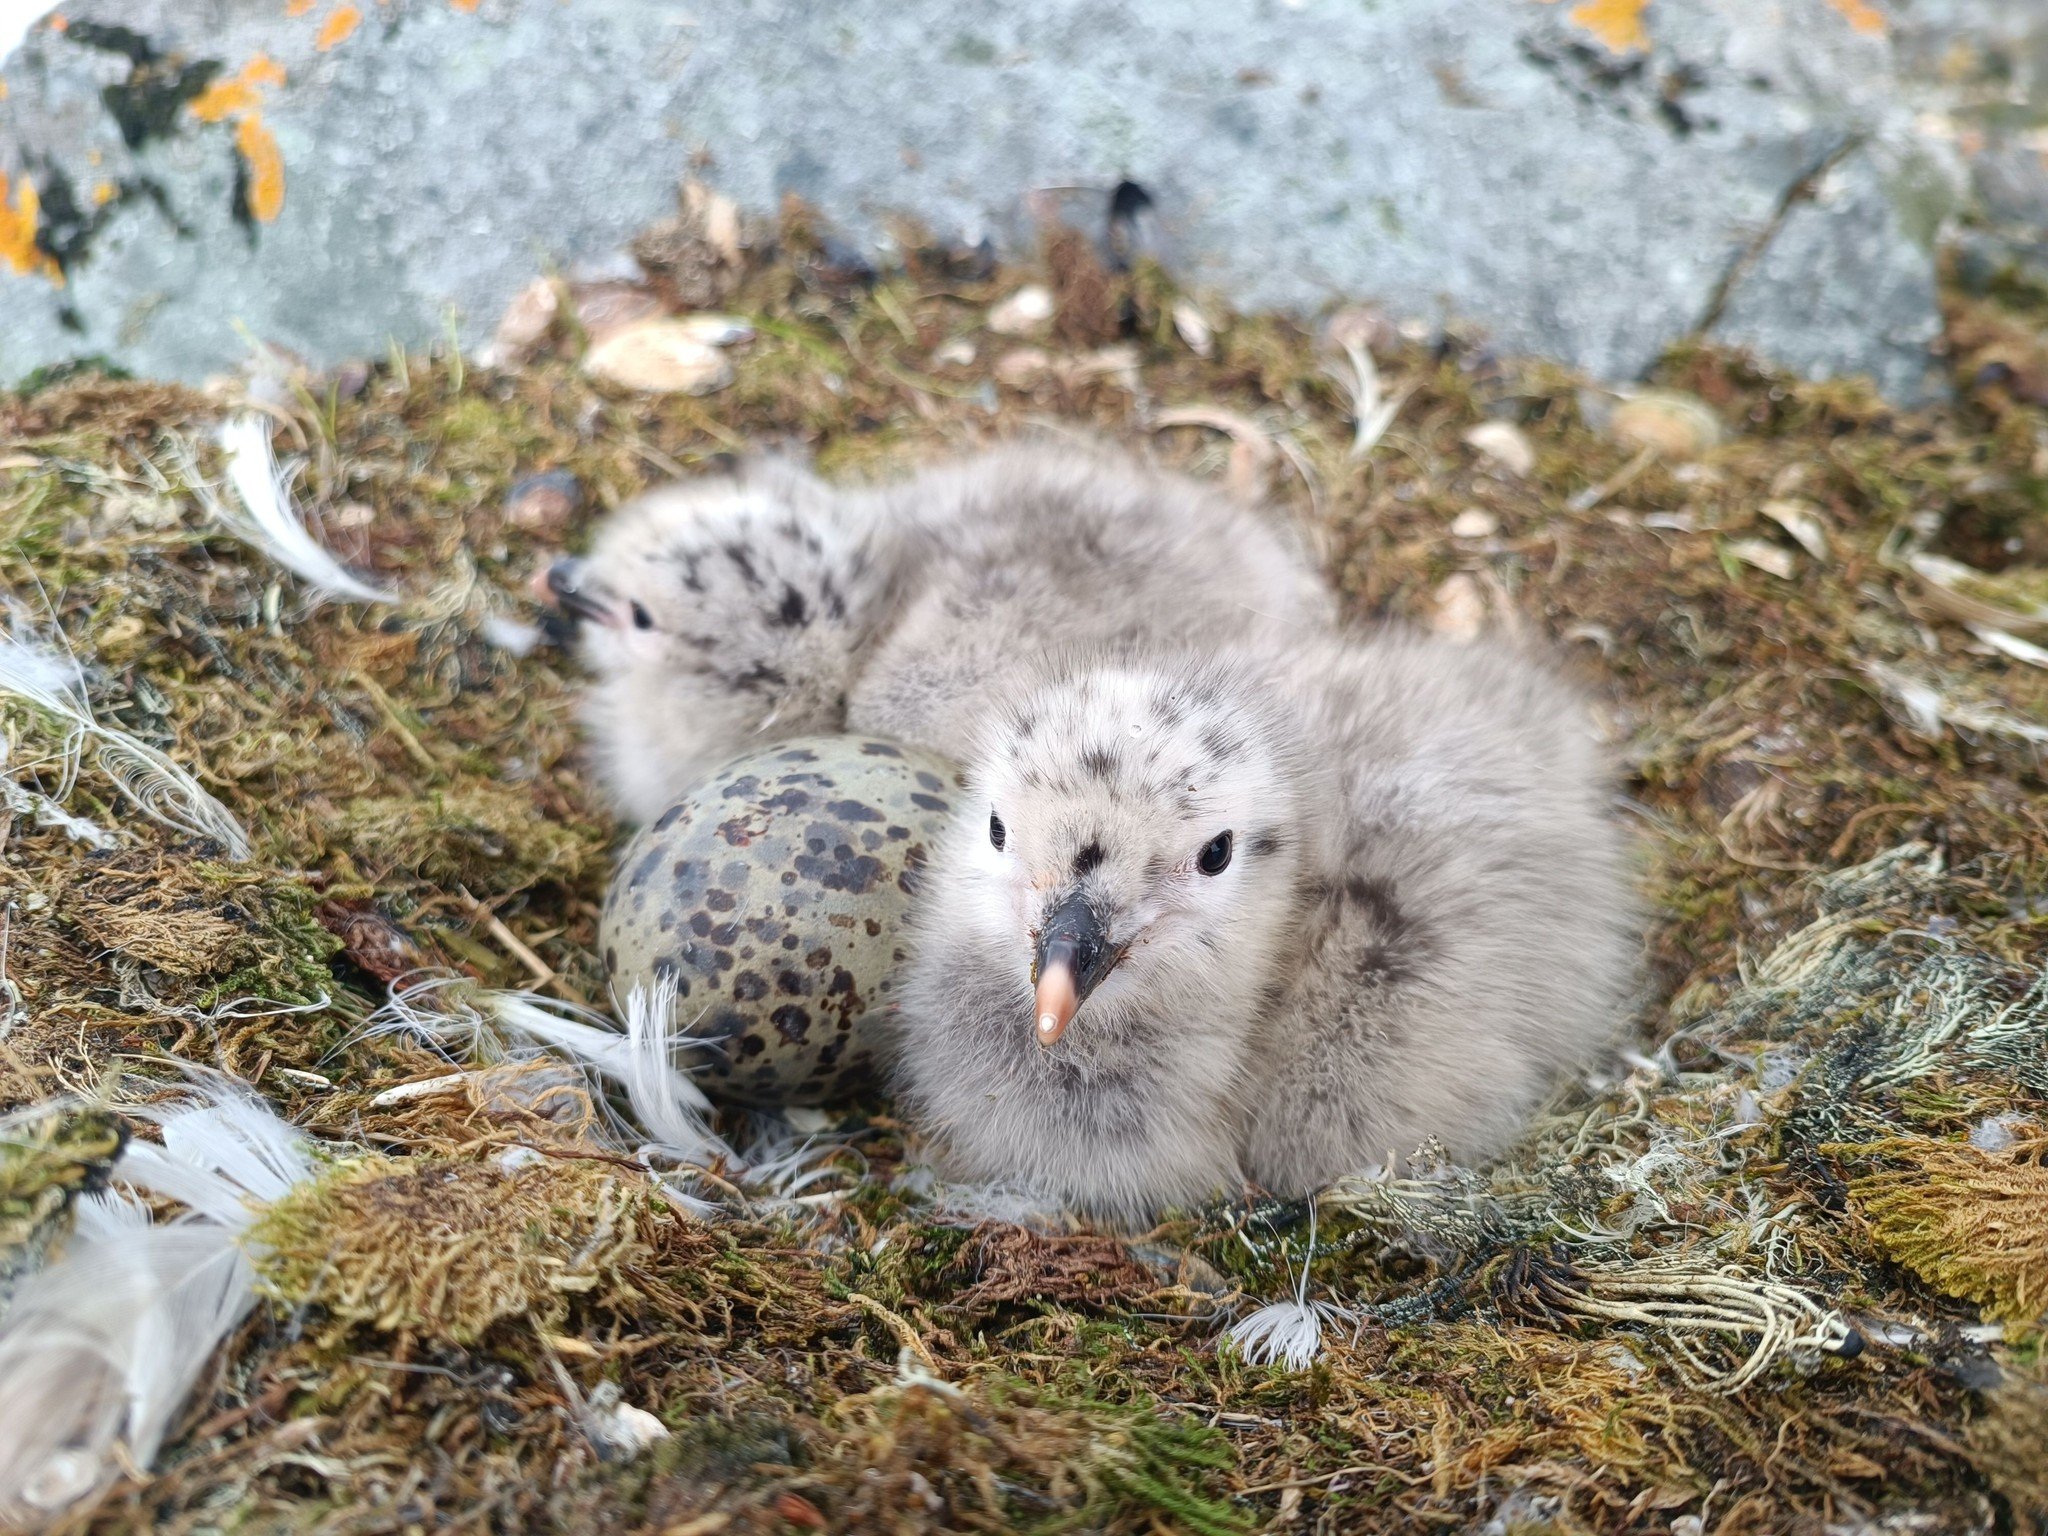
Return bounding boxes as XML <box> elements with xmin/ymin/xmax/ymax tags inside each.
<box><xmin>544</xmin><ymin>558</ymin><xmax>587</xmax><ymax>600</ymax></box>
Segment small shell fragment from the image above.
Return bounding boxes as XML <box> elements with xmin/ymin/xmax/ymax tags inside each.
<box><xmin>1606</xmin><ymin>390</ymin><xmax>1723</xmax><ymax>459</ymax></box>
<box><xmin>987</xmin><ymin>284</ymin><xmax>1055</xmax><ymax>335</ymax></box>
<box><xmin>993</xmin><ymin>347</ymin><xmax>1053</xmax><ymax>388</ymax></box>
<box><xmin>673</xmin><ymin>313</ymin><xmax>755</xmax><ymax>347</ymax></box>
<box><xmin>571</xmin><ymin>282</ymin><xmax>664</xmax><ymax>342</ymax></box>
<box><xmin>1461</xmin><ymin>420</ymin><xmax>1535</xmax><ymax>478</ymax></box>
<box><xmin>1449</xmin><ymin>509</ymin><xmax>1499</xmax><ymax>539</ymax></box>
<box><xmin>1725</xmin><ymin>538</ymin><xmax>1797</xmax><ymax>580</ymax></box>
<box><xmin>480</xmin><ymin>277</ymin><xmax>559</xmax><ymax>367</ymax></box>
<box><xmin>1899</xmin><ymin>550</ymin><xmax>2048</xmax><ymax>636</ymax></box>
<box><xmin>1428</xmin><ymin>572</ymin><xmax>1488</xmax><ymax>641</ymax></box>
<box><xmin>1172</xmin><ymin>299</ymin><xmax>1216</xmax><ymax>357</ymax></box>
<box><xmin>1758</xmin><ymin>498</ymin><xmax>1831</xmax><ymax>559</ymax></box>
<box><xmin>582</xmin><ymin>319</ymin><xmax>734</xmax><ymax>395</ymax></box>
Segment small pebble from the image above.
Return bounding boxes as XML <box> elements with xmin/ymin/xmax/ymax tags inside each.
<box><xmin>1449</xmin><ymin>509</ymin><xmax>1499</xmax><ymax>539</ymax></box>
<box><xmin>504</xmin><ymin>469</ymin><xmax>583</xmax><ymax>534</ymax></box>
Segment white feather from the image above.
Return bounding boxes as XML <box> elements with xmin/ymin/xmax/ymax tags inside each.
<box><xmin>616</xmin><ymin>978</ymin><xmax>730</xmax><ymax>1168</ymax></box>
<box><xmin>0</xmin><ymin>774</ymin><xmax>115</xmax><ymax>849</ymax></box>
<box><xmin>0</xmin><ymin>630</ymin><xmax>252</xmax><ymax>860</ymax></box>
<box><xmin>0</xmin><ymin>1085</ymin><xmax>312</xmax><ymax>1520</ymax></box>
<box><xmin>364</xmin><ymin>973</ymin><xmax>737</xmax><ymax>1173</ymax></box>
<box><xmin>490</xmin><ymin>992</ymin><xmax>648</xmax><ymax>1082</ymax></box>
<box><xmin>1224</xmin><ymin>1298</ymin><xmax>1352</xmax><ymax>1371</ymax></box>
<box><xmin>358</xmin><ymin>969</ymin><xmax>501</xmax><ymax>1061</ymax></box>
<box><xmin>212</xmin><ymin>415</ymin><xmax>396</xmax><ymax>606</ymax></box>
<box><xmin>1220</xmin><ymin>1200</ymin><xmax>1352</xmax><ymax>1371</ymax></box>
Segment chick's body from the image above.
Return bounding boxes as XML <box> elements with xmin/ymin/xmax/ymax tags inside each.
<box><xmin>566</xmin><ymin>445</ymin><xmax>1330</xmax><ymax>821</ymax></box>
<box><xmin>896</xmin><ymin>634</ymin><xmax>1636</xmax><ymax>1226</ymax></box>
<box><xmin>563</xmin><ymin>441</ymin><xmax>1634</xmax><ymax>1224</ymax></box>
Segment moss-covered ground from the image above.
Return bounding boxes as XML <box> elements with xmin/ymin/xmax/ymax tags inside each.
<box><xmin>6</xmin><ymin>207</ymin><xmax>2048</xmax><ymax>1533</ymax></box>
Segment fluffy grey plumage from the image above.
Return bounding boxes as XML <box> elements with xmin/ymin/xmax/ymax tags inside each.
<box><xmin>558</xmin><ymin>442</ymin><xmax>1332</xmax><ymax>821</ymax></box>
<box><xmin>895</xmin><ymin>635</ymin><xmax>1636</xmax><ymax>1225</ymax></box>
<box><xmin>559</xmin><ymin>441</ymin><xmax>1635</xmax><ymax>1224</ymax></box>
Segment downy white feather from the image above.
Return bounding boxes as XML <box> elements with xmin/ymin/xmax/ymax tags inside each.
<box><xmin>212</xmin><ymin>415</ymin><xmax>396</xmax><ymax>606</ymax></box>
<box><xmin>616</xmin><ymin>978</ymin><xmax>729</xmax><ymax>1168</ymax></box>
<box><xmin>0</xmin><ymin>1084</ymin><xmax>312</xmax><ymax>1521</ymax></box>
<box><xmin>1222</xmin><ymin>1202</ymin><xmax>1353</xmax><ymax>1371</ymax></box>
<box><xmin>364</xmin><ymin>972</ymin><xmax>736</xmax><ymax>1175</ymax></box>
<box><xmin>0</xmin><ymin>631</ymin><xmax>251</xmax><ymax>860</ymax></box>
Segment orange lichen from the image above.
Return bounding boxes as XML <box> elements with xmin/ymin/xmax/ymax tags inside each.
<box><xmin>0</xmin><ymin>173</ymin><xmax>61</xmax><ymax>284</ymax></box>
<box><xmin>189</xmin><ymin>56</ymin><xmax>288</xmax><ymax>223</ymax></box>
<box><xmin>1565</xmin><ymin>0</ymin><xmax>1650</xmax><ymax>54</ymax></box>
<box><xmin>90</xmin><ymin>180</ymin><xmax>116</xmax><ymax>207</ymax></box>
<box><xmin>45</xmin><ymin>13</ymin><xmax>67</xmax><ymax>32</ymax></box>
<box><xmin>1828</xmin><ymin>0</ymin><xmax>1886</xmax><ymax>34</ymax></box>
<box><xmin>189</xmin><ymin>54</ymin><xmax>287</xmax><ymax>123</ymax></box>
<box><xmin>449</xmin><ymin>0</ymin><xmax>480</xmax><ymax>12</ymax></box>
<box><xmin>286</xmin><ymin>0</ymin><xmax>317</xmax><ymax>14</ymax></box>
<box><xmin>315</xmin><ymin>4</ymin><xmax>362</xmax><ymax>49</ymax></box>
<box><xmin>236</xmin><ymin>118</ymin><xmax>287</xmax><ymax>222</ymax></box>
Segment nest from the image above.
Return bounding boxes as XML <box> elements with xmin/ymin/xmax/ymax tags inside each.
<box><xmin>2</xmin><ymin>207</ymin><xmax>2047</xmax><ymax>1532</ymax></box>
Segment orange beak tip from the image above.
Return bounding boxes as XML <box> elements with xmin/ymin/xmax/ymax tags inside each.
<box><xmin>1033</xmin><ymin>964</ymin><xmax>1078</xmax><ymax>1047</ymax></box>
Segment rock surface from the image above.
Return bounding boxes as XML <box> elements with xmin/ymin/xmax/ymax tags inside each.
<box><xmin>0</xmin><ymin>0</ymin><xmax>1975</xmax><ymax>397</ymax></box>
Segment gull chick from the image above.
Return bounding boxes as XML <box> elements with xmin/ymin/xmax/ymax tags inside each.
<box><xmin>546</xmin><ymin>443</ymin><xmax>1331</xmax><ymax>820</ymax></box>
<box><xmin>894</xmin><ymin>632</ymin><xmax>1637</xmax><ymax>1226</ymax></box>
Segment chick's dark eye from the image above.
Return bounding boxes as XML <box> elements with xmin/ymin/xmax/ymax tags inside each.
<box><xmin>989</xmin><ymin>811</ymin><xmax>1006</xmax><ymax>851</ymax></box>
<box><xmin>1197</xmin><ymin>830</ymin><xmax>1233</xmax><ymax>876</ymax></box>
<box><xmin>630</xmin><ymin>602</ymin><xmax>654</xmax><ymax>630</ymax></box>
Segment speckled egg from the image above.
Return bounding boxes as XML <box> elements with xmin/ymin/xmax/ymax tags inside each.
<box><xmin>600</xmin><ymin>735</ymin><xmax>964</xmax><ymax>1106</ymax></box>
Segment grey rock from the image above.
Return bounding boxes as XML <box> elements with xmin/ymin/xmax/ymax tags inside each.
<box><xmin>0</xmin><ymin>0</ymin><xmax>1963</xmax><ymax>397</ymax></box>
<box><xmin>1709</xmin><ymin>141</ymin><xmax>1952</xmax><ymax>402</ymax></box>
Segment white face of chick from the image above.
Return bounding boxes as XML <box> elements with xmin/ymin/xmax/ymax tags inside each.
<box><xmin>548</xmin><ymin>476</ymin><xmax>853</xmax><ymax>693</ymax></box>
<box><xmin>543</xmin><ymin>472</ymin><xmax>869</xmax><ymax>818</ymax></box>
<box><xmin>959</xmin><ymin>662</ymin><xmax>1303</xmax><ymax>1051</ymax></box>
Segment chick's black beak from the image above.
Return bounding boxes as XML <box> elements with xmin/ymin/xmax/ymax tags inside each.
<box><xmin>1032</xmin><ymin>887</ymin><xmax>1121</xmax><ymax>1047</ymax></box>
<box><xmin>537</xmin><ymin>557</ymin><xmax>614</xmax><ymax>626</ymax></box>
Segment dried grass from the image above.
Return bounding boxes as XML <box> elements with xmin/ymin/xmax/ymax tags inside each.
<box><xmin>2</xmin><ymin>202</ymin><xmax>2047</xmax><ymax>1532</ymax></box>
<box><xmin>1851</xmin><ymin>1136</ymin><xmax>2048</xmax><ymax>1322</ymax></box>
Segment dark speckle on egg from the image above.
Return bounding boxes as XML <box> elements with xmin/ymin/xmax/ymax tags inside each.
<box><xmin>601</xmin><ymin>734</ymin><xmax>959</xmax><ymax>1107</ymax></box>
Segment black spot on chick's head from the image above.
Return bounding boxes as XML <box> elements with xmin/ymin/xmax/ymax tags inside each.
<box><xmin>772</xmin><ymin>583</ymin><xmax>810</xmax><ymax>627</ymax></box>
<box><xmin>1073</xmin><ymin>840</ymin><xmax>1105</xmax><ymax>877</ymax></box>
<box><xmin>1201</xmin><ymin>724</ymin><xmax>1243</xmax><ymax>761</ymax></box>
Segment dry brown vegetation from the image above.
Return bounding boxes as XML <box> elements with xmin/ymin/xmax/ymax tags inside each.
<box><xmin>4</xmin><ymin>204</ymin><xmax>2048</xmax><ymax>1533</ymax></box>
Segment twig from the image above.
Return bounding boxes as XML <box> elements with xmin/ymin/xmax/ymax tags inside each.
<box><xmin>350</xmin><ymin>672</ymin><xmax>442</xmax><ymax>775</ymax></box>
<box><xmin>458</xmin><ymin>886</ymin><xmax>586</xmax><ymax>1004</ymax></box>
<box><xmin>846</xmin><ymin>1291</ymin><xmax>940</xmax><ymax>1372</ymax></box>
<box><xmin>1567</xmin><ymin>446</ymin><xmax>1655</xmax><ymax>514</ymax></box>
